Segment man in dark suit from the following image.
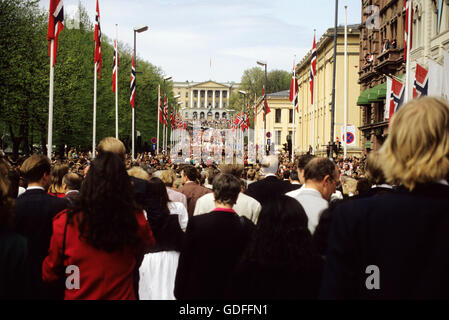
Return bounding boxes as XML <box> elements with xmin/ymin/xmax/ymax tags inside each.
<box><xmin>245</xmin><ymin>155</ymin><xmax>295</xmax><ymax>204</ymax></box>
<box><xmin>174</xmin><ymin>174</ymin><xmax>254</xmax><ymax>300</ymax></box>
<box><xmin>14</xmin><ymin>154</ymin><xmax>67</xmax><ymax>299</ymax></box>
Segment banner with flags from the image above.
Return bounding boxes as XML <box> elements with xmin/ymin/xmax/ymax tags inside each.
<box><xmin>388</xmin><ymin>77</ymin><xmax>405</xmax><ymax>124</ymax></box>
<box><xmin>163</xmin><ymin>95</ymin><xmax>168</xmax><ymax>126</ymax></box>
<box><xmin>404</xmin><ymin>0</ymin><xmax>413</xmax><ymax>61</ymax></box>
<box><xmin>130</xmin><ymin>55</ymin><xmax>135</xmax><ymax>108</ymax></box>
<box><xmin>47</xmin><ymin>0</ymin><xmax>64</xmax><ymax>66</ymax></box>
<box><xmin>112</xmin><ymin>37</ymin><xmax>118</xmax><ymax>92</ymax></box>
<box><xmin>413</xmin><ymin>63</ymin><xmax>428</xmax><ymax>99</ymax></box>
<box><xmin>158</xmin><ymin>85</ymin><xmax>165</xmax><ymax>125</ymax></box>
<box><xmin>94</xmin><ymin>0</ymin><xmax>102</xmax><ymax>78</ymax></box>
<box><xmin>310</xmin><ymin>33</ymin><xmax>317</xmax><ymax>104</ymax></box>
<box><xmin>289</xmin><ymin>59</ymin><xmax>299</xmax><ymax>112</ymax></box>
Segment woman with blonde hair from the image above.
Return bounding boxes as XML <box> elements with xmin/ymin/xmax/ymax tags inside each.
<box><xmin>321</xmin><ymin>97</ymin><xmax>449</xmax><ymax>299</ymax></box>
<box><xmin>48</xmin><ymin>164</ymin><xmax>69</xmax><ymax>198</ymax></box>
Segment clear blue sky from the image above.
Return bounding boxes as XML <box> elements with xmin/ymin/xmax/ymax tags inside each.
<box><xmin>39</xmin><ymin>0</ymin><xmax>361</xmax><ymax>83</ymax></box>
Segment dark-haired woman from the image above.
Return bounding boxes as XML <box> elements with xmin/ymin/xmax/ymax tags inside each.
<box><xmin>42</xmin><ymin>152</ymin><xmax>155</xmax><ymax>300</ymax></box>
<box><xmin>139</xmin><ymin>177</ymin><xmax>188</xmax><ymax>300</ymax></box>
<box><xmin>228</xmin><ymin>195</ymin><xmax>324</xmax><ymax>299</ymax></box>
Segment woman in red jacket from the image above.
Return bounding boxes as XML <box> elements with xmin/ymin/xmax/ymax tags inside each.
<box><xmin>42</xmin><ymin>152</ymin><xmax>155</xmax><ymax>300</ymax></box>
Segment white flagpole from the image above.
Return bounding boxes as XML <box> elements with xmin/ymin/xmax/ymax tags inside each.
<box><xmin>312</xmin><ymin>29</ymin><xmax>316</xmax><ymax>156</ymax></box>
<box><xmin>115</xmin><ymin>24</ymin><xmax>119</xmax><ymax>139</ymax></box>
<box><xmin>93</xmin><ymin>62</ymin><xmax>97</xmax><ymax>159</ymax></box>
<box><xmin>344</xmin><ymin>6</ymin><xmax>348</xmax><ymax>159</ymax></box>
<box><xmin>292</xmin><ymin>55</ymin><xmax>296</xmax><ymax>163</ymax></box>
<box><xmin>404</xmin><ymin>0</ymin><xmax>412</xmax><ymax>103</ymax></box>
<box><xmin>132</xmin><ymin>107</ymin><xmax>135</xmax><ymax>161</ymax></box>
<box><xmin>157</xmin><ymin>85</ymin><xmax>160</xmax><ymax>154</ymax></box>
<box><xmin>47</xmin><ymin>40</ymin><xmax>55</xmax><ymax>159</ymax></box>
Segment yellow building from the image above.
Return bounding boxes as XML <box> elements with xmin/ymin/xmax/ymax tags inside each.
<box><xmin>255</xmin><ymin>25</ymin><xmax>363</xmax><ymax>157</ymax></box>
<box><xmin>173</xmin><ymin>80</ymin><xmax>240</xmax><ymax>121</ymax></box>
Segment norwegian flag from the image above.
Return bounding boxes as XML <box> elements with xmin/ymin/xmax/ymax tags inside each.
<box><xmin>289</xmin><ymin>59</ymin><xmax>299</xmax><ymax>112</ymax></box>
<box><xmin>262</xmin><ymin>86</ymin><xmax>271</xmax><ymax>121</ymax></box>
<box><xmin>413</xmin><ymin>63</ymin><xmax>428</xmax><ymax>99</ymax></box>
<box><xmin>94</xmin><ymin>0</ymin><xmax>102</xmax><ymax>78</ymax></box>
<box><xmin>404</xmin><ymin>0</ymin><xmax>413</xmax><ymax>61</ymax></box>
<box><xmin>158</xmin><ymin>85</ymin><xmax>165</xmax><ymax>125</ymax></box>
<box><xmin>47</xmin><ymin>0</ymin><xmax>64</xmax><ymax>66</ymax></box>
<box><xmin>130</xmin><ymin>54</ymin><xmax>135</xmax><ymax>108</ymax></box>
<box><xmin>388</xmin><ymin>77</ymin><xmax>405</xmax><ymax>124</ymax></box>
<box><xmin>163</xmin><ymin>95</ymin><xmax>168</xmax><ymax>126</ymax></box>
<box><xmin>112</xmin><ymin>38</ymin><xmax>118</xmax><ymax>92</ymax></box>
<box><xmin>310</xmin><ymin>33</ymin><xmax>317</xmax><ymax>104</ymax></box>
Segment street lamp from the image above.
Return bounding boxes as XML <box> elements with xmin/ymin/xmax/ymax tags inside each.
<box><xmin>256</xmin><ymin>60</ymin><xmax>267</xmax><ymax>154</ymax></box>
<box><xmin>132</xmin><ymin>25</ymin><xmax>148</xmax><ymax>160</ymax></box>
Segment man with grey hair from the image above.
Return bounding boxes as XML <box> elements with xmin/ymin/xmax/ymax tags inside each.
<box><xmin>245</xmin><ymin>155</ymin><xmax>296</xmax><ymax>205</ymax></box>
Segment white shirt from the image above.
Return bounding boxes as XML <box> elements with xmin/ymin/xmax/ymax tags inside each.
<box><xmin>193</xmin><ymin>192</ymin><xmax>262</xmax><ymax>224</ymax></box>
<box><xmin>290</xmin><ymin>186</ymin><xmax>328</xmax><ymax>234</ymax></box>
<box><xmin>26</xmin><ymin>186</ymin><xmax>45</xmax><ymax>191</ymax></box>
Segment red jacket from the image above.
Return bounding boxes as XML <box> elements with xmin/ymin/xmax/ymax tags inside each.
<box><xmin>42</xmin><ymin>210</ymin><xmax>155</xmax><ymax>300</ymax></box>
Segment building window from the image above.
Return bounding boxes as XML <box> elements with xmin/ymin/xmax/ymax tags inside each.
<box><xmin>200</xmin><ymin>112</ymin><xmax>205</xmax><ymax>119</ymax></box>
<box><xmin>194</xmin><ymin>90</ymin><xmax>198</xmax><ymax>98</ymax></box>
<box><xmin>208</xmin><ymin>91</ymin><xmax>212</xmax><ymax>98</ymax></box>
<box><xmin>185</xmin><ymin>112</ymin><xmax>188</xmax><ymax>118</ymax></box>
<box><xmin>216</xmin><ymin>102</ymin><xmax>219</xmax><ymax>108</ymax></box>
<box><xmin>186</xmin><ymin>102</ymin><xmax>189</xmax><ymax>108</ymax></box>
<box><xmin>178</xmin><ymin>91</ymin><xmax>181</xmax><ymax>96</ymax></box>
<box><xmin>289</xmin><ymin>109</ymin><xmax>293</xmax><ymax>123</ymax></box>
<box><xmin>222</xmin><ymin>112</ymin><xmax>227</xmax><ymax>119</ymax></box>
<box><xmin>193</xmin><ymin>112</ymin><xmax>198</xmax><ymax>119</ymax></box>
<box><xmin>194</xmin><ymin>102</ymin><xmax>197</xmax><ymax>108</ymax></box>
<box><xmin>275</xmin><ymin>109</ymin><xmax>281</xmax><ymax>123</ymax></box>
<box><xmin>186</xmin><ymin>92</ymin><xmax>188</xmax><ymax>98</ymax></box>
<box><xmin>215</xmin><ymin>91</ymin><xmax>220</xmax><ymax>98</ymax></box>
<box><xmin>275</xmin><ymin>130</ymin><xmax>281</xmax><ymax>145</ymax></box>
<box><xmin>215</xmin><ymin>112</ymin><xmax>220</xmax><ymax>120</ymax></box>
<box><xmin>201</xmin><ymin>102</ymin><xmax>204</xmax><ymax>108</ymax></box>
<box><xmin>223</xmin><ymin>91</ymin><xmax>227</xmax><ymax>98</ymax></box>
<box><xmin>223</xmin><ymin>102</ymin><xmax>226</xmax><ymax>108</ymax></box>
<box><xmin>201</xmin><ymin>91</ymin><xmax>205</xmax><ymax>98</ymax></box>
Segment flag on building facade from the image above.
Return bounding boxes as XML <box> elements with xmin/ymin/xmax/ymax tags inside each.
<box><xmin>289</xmin><ymin>60</ymin><xmax>299</xmax><ymax>112</ymax></box>
<box><xmin>404</xmin><ymin>0</ymin><xmax>413</xmax><ymax>61</ymax></box>
<box><xmin>47</xmin><ymin>0</ymin><xmax>64</xmax><ymax>66</ymax></box>
<box><xmin>310</xmin><ymin>33</ymin><xmax>317</xmax><ymax>104</ymax></box>
<box><xmin>130</xmin><ymin>54</ymin><xmax>135</xmax><ymax>108</ymax></box>
<box><xmin>389</xmin><ymin>77</ymin><xmax>405</xmax><ymax>124</ymax></box>
<box><xmin>413</xmin><ymin>63</ymin><xmax>428</xmax><ymax>99</ymax></box>
<box><xmin>94</xmin><ymin>0</ymin><xmax>102</xmax><ymax>78</ymax></box>
<box><xmin>112</xmin><ymin>38</ymin><xmax>118</xmax><ymax>92</ymax></box>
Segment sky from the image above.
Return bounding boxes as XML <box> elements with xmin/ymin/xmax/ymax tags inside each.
<box><xmin>39</xmin><ymin>0</ymin><xmax>362</xmax><ymax>83</ymax></box>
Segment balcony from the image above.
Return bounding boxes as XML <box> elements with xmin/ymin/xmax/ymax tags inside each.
<box><xmin>374</xmin><ymin>48</ymin><xmax>403</xmax><ymax>75</ymax></box>
<box><xmin>358</xmin><ymin>61</ymin><xmax>377</xmax><ymax>84</ymax></box>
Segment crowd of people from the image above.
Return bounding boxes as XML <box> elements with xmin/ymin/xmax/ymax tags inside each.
<box><xmin>1</xmin><ymin>96</ymin><xmax>449</xmax><ymax>300</ymax></box>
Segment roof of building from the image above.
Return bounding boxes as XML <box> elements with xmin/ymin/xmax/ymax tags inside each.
<box><xmin>173</xmin><ymin>80</ymin><xmax>240</xmax><ymax>88</ymax></box>
<box><xmin>267</xmin><ymin>90</ymin><xmax>290</xmax><ymax>98</ymax></box>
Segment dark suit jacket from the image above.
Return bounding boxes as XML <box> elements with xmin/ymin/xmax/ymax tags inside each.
<box><xmin>178</xmin><ymin>182</ymin><xmax>212</xmax><ymax>217</ymax></box>
<box><xmin>174</xmin><ymin>210</ymin><xmax>254</xmax><ymax>300</ymax></box>
<box><xmin>320</xmin><ymin>183</ymin><xmax>449</xmax><ymax>299</ymax></box>
<box><xmin>245</xmin><ymin>175</ymin><xmax>295</xmax><ymax>205</ymax></box>
<box><xmin>13</xmin><ymin>188</ymin><xmax>67</xmax><ymax>299</ymax></box>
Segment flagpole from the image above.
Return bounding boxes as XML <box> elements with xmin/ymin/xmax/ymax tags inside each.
<box><xmin>115</xmin><ymin>24</ymin><xmax>119</xmax><ymax>139</ymax></box>
<box><xmin>93</xmin><ymin>62</ymin><xmax>97</xmax><ymax>159</ymax></box>
<box><xmin>292</xmin><ymin>55</ymin><xmax>296</xmax><ymax>163</ymax></box>
<box><xmin>312</xmin><ymin>29</ymin><xmax>316</xmax><ymax>156</ymax></box>
<box><xmin>404</xmin><ymin>0</ymin><xmax>412</xmax><ymax>103</ymax></box>
<box><xmin>344</xmin><ymin>6</ymin><xmax>348</xmax><ymax>159</ymax></box>
<box><xmin>47</xmin><ymin>40</ymin><xmax>55</xmax><ymax>159</ymax></box>
<box><xmin>157</xmin><ymin>85</ymin><xmax>160</xmax><ymax>154</ymax></box>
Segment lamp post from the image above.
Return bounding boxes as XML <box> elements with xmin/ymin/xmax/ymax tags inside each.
<box><xmin>257</xmin><ymin>60</ymin><xmax>267</xmax><ymax>154</ymax></box>
<box><xmin>132</xmin><ymin>25</ymin><xmax>148</xmax><ymax>160</ymax></box>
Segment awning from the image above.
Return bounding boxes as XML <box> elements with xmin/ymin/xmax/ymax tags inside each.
<box><xmin>357</xmin><ymin>73</ymin><xmax>405</xmax><ymax>106</ymax></box>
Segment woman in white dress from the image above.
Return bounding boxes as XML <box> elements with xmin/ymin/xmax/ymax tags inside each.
<box><xmin>139</xmin><ymin>177</ymin><xmax>188</xmax><ymax>300</ymax></box>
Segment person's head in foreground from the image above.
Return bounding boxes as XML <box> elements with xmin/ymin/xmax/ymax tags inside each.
<box><xmin>212</xmin><ymin>174</ymin><xmax>241</xmax><ymax>209</ymax></box>
<box><xmin>304</xmin><ymin>157</ymin><xmax>340</xmax><ymax>201</ymax></box>
<box><xmin>379</xmin><ymin>97</ymin><xmax>449</xmax><ymax>190</ymax></box>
